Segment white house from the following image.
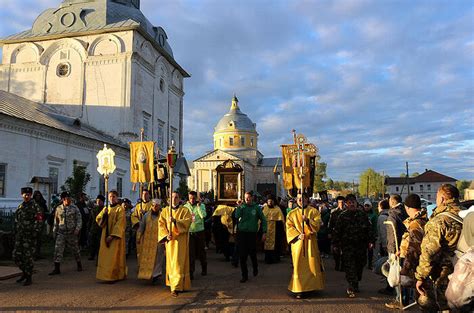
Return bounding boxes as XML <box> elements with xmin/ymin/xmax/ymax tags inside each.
<box><xmin>385</xmin><ymin>169</ymin><xmax>457</xmax><ymax>201</ymax></box>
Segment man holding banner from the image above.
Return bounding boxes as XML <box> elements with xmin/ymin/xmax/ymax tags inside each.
<box><xmin>158</xmin><ymin>192</ymin><xmax>192</xmax><ymax>297</ymax></box>
<box><xmin>281</xmin><ymin>131</ymin><xmax>324</xmax><ymax>298</ymax></box>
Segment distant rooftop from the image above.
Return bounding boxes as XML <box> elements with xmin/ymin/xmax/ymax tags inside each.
<box><xmin>385</xmin><ymin>169</ymin><xmax>457</xmax><ymax>185</ymax></box>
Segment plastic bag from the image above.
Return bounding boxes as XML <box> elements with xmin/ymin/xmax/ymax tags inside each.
<box><xmin>387</xmin><ymin>254</ymin><xmax>400</xmax><ymax>287</ymax></box>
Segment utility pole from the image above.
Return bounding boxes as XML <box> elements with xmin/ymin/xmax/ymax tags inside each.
<box><xmin>405</xmin><ymin>162</ymin><xmax>410</xmax><ymax>197</ymax></box>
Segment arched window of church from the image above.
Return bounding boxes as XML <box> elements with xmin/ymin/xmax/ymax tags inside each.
<box><xmin>229</xmin><ymin>137</ymin><xmax>234</xmax><ymax>146</ymax></box>
<box><xmin>240</xmin><ymin>137</ymin><xmax>245</xmax><ymax>146</ymax></box>
<box><xmin>250</xmin><ymin>137</ymin><xmax>254</xmax><ymax>147</ymax></box>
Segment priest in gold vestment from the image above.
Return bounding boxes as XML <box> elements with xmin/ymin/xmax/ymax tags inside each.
<box><xmin>96</xmin><ymin>190</ymin><xmax>127</xmax><ymax>282</ymax></box>
<box><xmin>137</xmin><ymin>199</ymin><xmax>165</xmax><ymax>284</ymax></box>
<box><xmin>262</xmin><ymin>194</ymin><xmax>285</xmax><ymax>264</ymax></box>
<box><xmin>286</xmin><ymin>193</ymin><xmax>325</xmax><ymax>298</ymax></box>
<box><xmin>159</xmin><ymin>192</ymin><xmax>192</xmax><ymax>297</ymax></box>
<box><xmin>131</xmin><ymin>189</ymin><xmax>153</xmax><ymax>259</ymax></box>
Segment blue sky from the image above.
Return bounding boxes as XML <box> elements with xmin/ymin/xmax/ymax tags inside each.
<box><xmin>1</xmin><ymin>0</ymin><xmax>473</xmax><ymax>182</ymax></box>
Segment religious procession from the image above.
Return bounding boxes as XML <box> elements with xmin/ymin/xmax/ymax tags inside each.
<box><xmin>9</xmin><ymin>131</ymin><xmax>473</xmax><ymax>312</ymax></box>
<box><xmin>0</xmin><ymin>1</ymin><xmax>472</xmax><ymax>312</ymax></box>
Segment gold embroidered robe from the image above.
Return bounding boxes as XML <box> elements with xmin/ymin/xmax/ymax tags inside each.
<box><xmin>286</xmin><ymin>206</ymin><xmax>325</xmax><ymax>293</ymax></box>
<box><xmin>96</xmin><ymin>204</ymin><xmax>127</xmax><ymax>281</ymax></box>
<box><xmin>262</xmin><ymin>204</ymin><xmax>285</xmax><ymax>250</ymax></box>
<box><xmin>158</xmin><ymin>205</ymin><xmax>192</xmax><ymax>292</ymax></box>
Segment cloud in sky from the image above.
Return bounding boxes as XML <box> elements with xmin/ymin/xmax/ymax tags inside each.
<box><xmin>1</xmin><ymin>0</ymin><xmax>473</xmax><ymax>181</ymax></box>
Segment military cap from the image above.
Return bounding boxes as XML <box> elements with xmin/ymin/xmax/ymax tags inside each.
<box><xmin>60</xmin><ymin>191</ymin><xmax>71</xmax><ymax>199</ymax></box>
<box><xmin>21</xmin><ymin>187</ymin><xmax>33</xmax><ymax>194</ymax></box>
<box><xmin>404</xmin><ymin>193</ymin><xmax>421</xmax><ymax>209</ymax></box>
<box><xmin>96</xmin><ymin>194</ymin><xmax>105</xmax><ymax>202</ymax></box>
<box><xmin>336</xmin><ymin>195</ymin><xmax>345</xmax><ymax>201</ymax></box>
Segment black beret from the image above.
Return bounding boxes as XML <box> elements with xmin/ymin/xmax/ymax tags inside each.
<box><xmin>404</xmin><ymin>194</ymin><xmax>421</xmax><ymax>209</ymax></box>
<box><xmin>336</xmin><ymin>196</ymin><xmax>345</xmax><ymax>201</ymax></box>
<box><xmin>21</xmin><ymin>187</ymin><xmax>33</xmax><ymax>194</ymax></box>
<box><xmin>96</xmin><ymin>195</ymin><xmax>105</xmax><ymax>202</ymax></box>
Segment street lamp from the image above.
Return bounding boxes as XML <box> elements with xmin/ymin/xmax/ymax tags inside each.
<box><xmin>97</xmin><ymin>144</ymin><xmax>116</xmax><ymax>236</ymax></box>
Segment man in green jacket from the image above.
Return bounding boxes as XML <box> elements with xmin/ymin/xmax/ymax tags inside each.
<box><xmin>184</xmin><ymin>191</ymin><xmax>207</xmax><ymax>280</ymax></box>
<box><xmin>235</xmin><ymin>191</ymin><xmax>267</xmax><ymax>283</ymax></box>
<box><xmin>415</xmin><ymin>184</ymin><xmax>463</xmax><ymax>311</ymax></box>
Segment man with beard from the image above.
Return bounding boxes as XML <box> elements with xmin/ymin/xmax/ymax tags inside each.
<box><xmin>262</xmin><ymin>194</ymin><xmax>285</xmax><ymax>264</ymax></box>
<box><xmin>333</xmin><ymin>194</ymin><xmax>374</xmax><ymax>298</ymax></box>
<box><xmin>96</xmin><ymin>190</ymin><xmax>127</xmax><ymax>282</ymax></box>
<box><xmin>159</xmin><ymin>192</ymin><xmax>192</xmax><ymax>297</ymax></box>
<box><xmin>137</xmin><ymin>199</ymin><xmax>165</xmax><ymax>284</ymax></box>
<box><xmin>286</xmin><ymin>192</ymin><xmax>325</xmax><ymax>299</ymax></box>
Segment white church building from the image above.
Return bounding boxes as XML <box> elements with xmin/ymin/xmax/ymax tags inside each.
<box><xmin>0</xmin><ymin>0</ymin><xmax>189</xmax><ymax>208</ymax></box>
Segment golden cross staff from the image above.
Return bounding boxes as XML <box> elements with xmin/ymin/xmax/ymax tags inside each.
<box><xmin>287</xmin><ymin>130</ymin><xmax>317</xmax><ymax>257</ymax></box>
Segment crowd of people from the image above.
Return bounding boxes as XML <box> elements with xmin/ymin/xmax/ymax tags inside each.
<box><xmin>11</xmin><ymin>184</ymin><xmax>473</xmax><ymax>311</ymax></box>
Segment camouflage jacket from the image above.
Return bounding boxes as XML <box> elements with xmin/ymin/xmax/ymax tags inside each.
<box><xmin>53</xmin><ymin>204</ymin><xmax>82</xmax><ymax>234</ymax></box>
<box><xmin>415</xmin><ymin>199</ymin><xmax>463</xmax><ymax>281</ymax></box>
<box><xmin>400</xmin><ymin>210</ymin><xmax>428</xmax><ymax>277</ymax></box>
<box><xmin>14</xmin><ymin>200</ymin><xmax>43</xmax><ymax>238</ymax></box>
<box><xmin>333</xmin><ymin>208</ymin><xmax>374</xmax><ymax>249</ymax></box>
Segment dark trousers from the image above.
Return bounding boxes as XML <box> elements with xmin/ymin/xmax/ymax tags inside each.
<box><xmin>237</xmin><ymin>232</ymin><xmax>258</xmax><ymax>279</ymax></box>
<box><xmin>189</xmin><ymin>231</ymin><xmax>207</xmax><ymax>274</ymax></box>
<box><xmin>332</xmin><ymin>245</ymin><xmax>342</xmax><ymax>271</ymax></box>
<box><xmin>89</xmin><ymin>232</ymin><xmax>101</xmax><ymax>259</ymax></box>
<box><xmin>342</xmin><ymin>248</ymin><xmax>367</xmax><ymax>287</ymax></box>
<box><xmin>367</xmin><ymin>246</ymin><xmax>374</xmax><ymax>268</ymax></box>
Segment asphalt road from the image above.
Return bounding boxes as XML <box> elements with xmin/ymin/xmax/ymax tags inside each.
<box><xmin>0</xmin><ymin>247</ymin><xmax>414</xmax><ymax>312</ymax></box>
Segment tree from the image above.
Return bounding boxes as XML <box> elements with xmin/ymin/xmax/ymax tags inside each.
<box><xmin>313</xmin><ymin>161</ymin><xmax>327</xmax><ymax>192</ymax></box>
<box><xmin>411</xmin><ymin>172</ymin><xmax>420</xmax><ymax>177</ymax></box>
<box><xmin>176</xmin><ymin>176</ymin><xmax>190</xmax><ymax>199</ymax></box>
<box><xmin>358</xmin><ymin>168</ymin><xmax>385</xmax><ymax>198</ymax></box>
<box><xmin>61</xmin><ymin>165</ymin><xmax>91</xmax><ymax>200</ymax></box>
<box><xmin>325</xmin><ymin>178</ymin><xmax>334</xmax><ymax>190</ymax></box>
<box><xmin>456</xmin><ymin>180</ymin><xmax>471</xmax><ymax>199</ymax></box>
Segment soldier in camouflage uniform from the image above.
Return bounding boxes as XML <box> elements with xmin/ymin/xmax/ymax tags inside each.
<box><xmin>333</xmin><ymin>194</ymin><xmax>374</xmax><ymax>298</ymax></box>
<box><xmin>415</xmin><ymin>184</ymin><xmax>463</xmax><ymax>311</ymax></box>
<box><xmin>385</xmin><ymin>193</ymin><xmax>428</xmax><ymax>309</ymax></box>
<box><xmin>13</xmin><ymin>187</ymin><xmax>43</xmax><ymax>286</ymax></box>
<box><xmin>49</xmin><ymin>191</ymin><xmax>83</xmax><ymax>275</ymax></box>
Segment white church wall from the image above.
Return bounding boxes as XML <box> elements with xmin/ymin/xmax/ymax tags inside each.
<box><xmin>0</xmin><ymin>30</ymin><xmax>184</xmax><ymax>147</ymax></box>
<box><xmin>0</xmin><ymin>116</ymin><xmax>136</xmax><ymax>207</ymax></box>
